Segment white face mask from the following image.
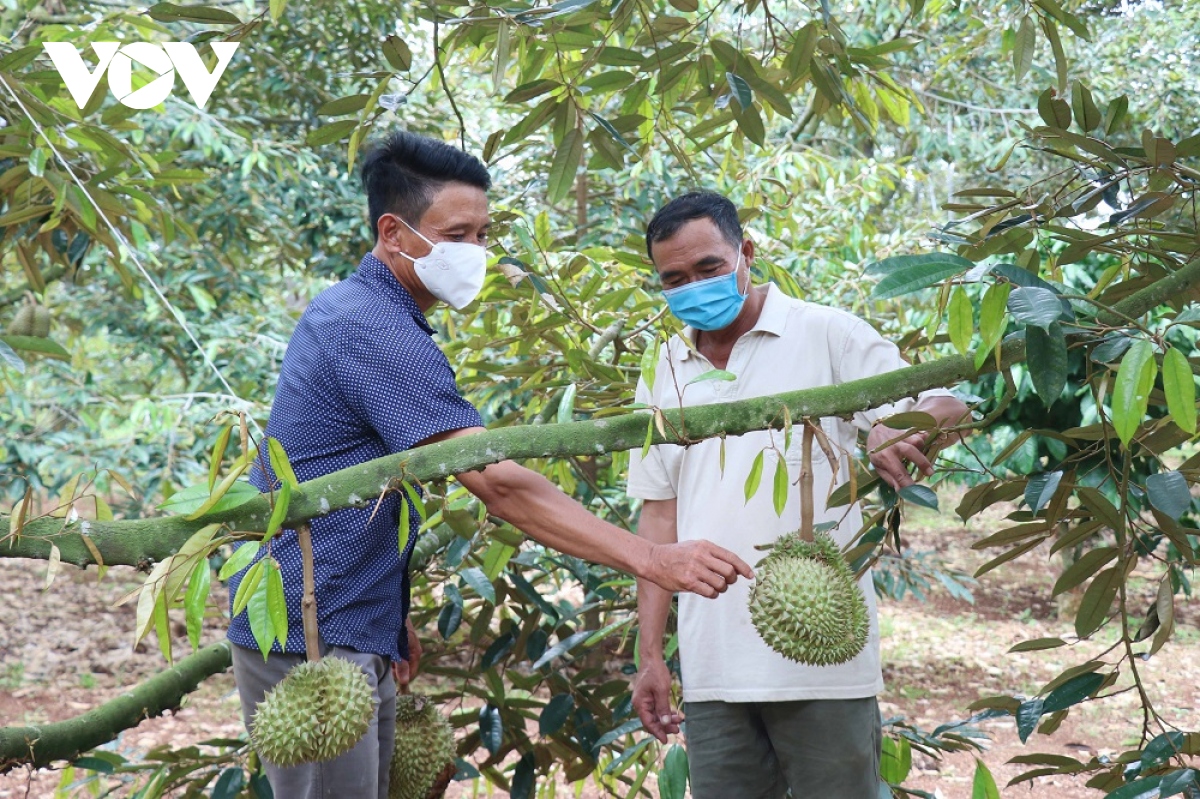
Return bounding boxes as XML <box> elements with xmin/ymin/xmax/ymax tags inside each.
<box><xmin>397</xmin><ymin>217</ymin><xmax>487</xmax><ymax>310</ymax></box>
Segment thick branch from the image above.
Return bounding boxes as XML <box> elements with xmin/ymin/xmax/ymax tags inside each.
<box><xmin>2</xmin><ymin>255</ymin><xmax>1198</xmax><ymax>569</ymax></box>
<box><xmin>0</xmin><ymin>641</ymin><xmax>232</xmax><ymax>772</ymax></box>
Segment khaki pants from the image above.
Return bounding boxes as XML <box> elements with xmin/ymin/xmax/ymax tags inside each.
<box><xmin>683</xmin><ymin>698</ymin><xmax>884</xmax><ymax>799</ymax></box>
<box><xmin>232</xmin><ymin>643</ymin><xmax>396</xmax><ymax>799</ymax></box>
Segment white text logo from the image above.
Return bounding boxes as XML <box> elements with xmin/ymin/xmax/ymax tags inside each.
<box><xmin>43</xmin><ymin>41</ymin><xmax>240</xmax><ymax>110</ymax></box>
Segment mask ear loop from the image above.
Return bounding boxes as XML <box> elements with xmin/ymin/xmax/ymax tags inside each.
<box><xmin>394</xmin><ymin>215</ymin><xmax>436</xmax><ymax>264</ymax></box>
<box><xmin>735</xmin><ymin>250</ymin><xmax>750</xmax><ymax>297</ymax></box>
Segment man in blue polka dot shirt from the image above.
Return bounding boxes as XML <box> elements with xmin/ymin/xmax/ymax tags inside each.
<box><xmin>226</xmin><ymin>132</ymin><xmax>753</xmax><ymax>799</ymax></box>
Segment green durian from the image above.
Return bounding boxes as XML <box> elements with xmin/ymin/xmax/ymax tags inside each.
<box><xmin>31</xmin><ymin>305</ymin><xmax>50</xmax><ymax>338</ymax></box>
<box><xmin>388</xmin><ymin>693</ymin><xmax>456</xmax><ymax>799</ymax></box>
<box><xmin>251</xmin><ymin>656</ymin><xmax>376</xmax><ymax>767</ymax></box>
<box><xmin>748</xmin><ymin>530</ymin><xmax>869</xmax><ymax>667</ymax></box>
<box><xmin>6</xmin><ymin>304</ymin><xmax>35</xmax><ymax>337</ymax></box>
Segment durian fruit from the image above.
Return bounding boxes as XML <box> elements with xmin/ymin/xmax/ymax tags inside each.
<box><xmin>388</xmin><ymin>693</ymin><xmax>456</xmax><ymax>799</ymax></box>
<box><xmin>251</xmin><ymin>656</ymin><xmax>376</xmax><ymax>767</ymax></box>
<box><xmin>748</xmin><ymin>530</ymin><xmax>869</xmax><ymax>667</ymax></box>
<box><xmin>31</xmin><ymin>305</ymin><xmax>50</xmax><ymax>338</ymax></box>
<box><xmin>6</xmin><ymin>303</ymin><xmax>35</xmax><ymax>337</ymax></box>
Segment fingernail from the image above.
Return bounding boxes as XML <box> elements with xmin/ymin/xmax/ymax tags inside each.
<box><xmin>660</xmin><ymin>715</ymin><xmax>671</xmax><ymax>725</ymax></box>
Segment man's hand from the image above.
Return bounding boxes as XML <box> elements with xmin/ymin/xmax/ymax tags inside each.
<box><xmin>867</xmin><ymin>426</ymin><xmax>934</xmax><ymax>491</ymax></box>
<box><xmin>392</xmin><ymin>617</ymin><xmax>422</xmax><ymax>687</ymax></box>
<box><xmin>645</xmin><ymin>540</ymin><xmax>754</xmax><ymax>598</ymax></box>
<box><xmin>633</xmin><ymin>658</ymin><xmax>683</xmax><ymax>743</ymax></box>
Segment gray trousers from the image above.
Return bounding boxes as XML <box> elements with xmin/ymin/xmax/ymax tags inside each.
<box><xmin>232</xmin><ymin>643</ymin><xmax>396</xmax><ymax>799</ymax></box>
<box><xmin>684</xmin><ymin>698</ymin><xmax>883</xmax><ymax>799</ymax></box>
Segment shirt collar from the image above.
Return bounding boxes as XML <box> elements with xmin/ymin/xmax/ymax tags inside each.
<box><xmin>678</xmin><ymin>282</ymin><xmax>789</xmax><ymax>360</ymax></box>
<box><xmin>357</xmin><ymin>252</ymin><xmax>435</xmax><ymax>335</ymax></box>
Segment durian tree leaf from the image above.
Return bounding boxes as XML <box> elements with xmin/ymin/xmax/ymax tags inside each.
<box><xmin>1160</xmin><ymin>769</ymin><xmax>1199</xmax><ymax>798</ymax></box>
<box><xmin>460</xmin><ymin>567</ymin><xmax>496</xmax><ymax>605</ymax></box>
<box><xmin>880</xmin><ymin>735</ymin><xmax>912</xmax><ymax>784</ymax></box>
<box><xmin>1042</xmin><ymin>671</ymin><xmax>1104</xmax><ymax>713</ymax></box>
<box><xmin>975</xmin><ymin>282</ymin><xmax>1012</xmax><ymax>369</ymax></box>
<box><xmin>531</xmin><ymin>629</ymin><xmax>593</xmax><ymax>670</ymax></box>
<box><xmin>1007</xmin><ymin>287</ymin><xmax>1063</xmax><ymax>330</ymax></box>
<box><xmin>744</xmin><ymin>450</ymin><xmax>765</xmax><ymax>503</ymax></box>
<box><xmin>772</xmin><ymin>458</ymin><xmax>789</xmax><ymax>517</ymax></box>
<box><xmin>1008</xmin><ymin>637</ymin><xmax>1067</xmax><ymax>653</ymax></box>
<box><xmin>266</xmin><ymin>559</ymin><xmax>288</xmax><ymax>651</ymax></box>
<box><xmin>134</xmin><ymin>558</ymin><xmax>173</xmax><ymax>650</ymax></box>
<box><xmin>210</xmin><ymin>768</ymin><xmax>245</xmax><ymax>799</ymax></box>
<box><xmin>184</xmin><ymin>556</ymin><xmax>211</xmax><ymax>651</ymax></box>
<box><xmin>1025</xmin><ymin>470</ymin><xmax>1063</xmax><ymax>514</ymax></box>
<box><xmin>867</xmin><ymin>254</ymin><xmax>973</xmax><ymax>299</ymax></box>
<box><xmin>1</xmin><ymin>335</ymin><xmax>69</xmax><ymax>360</ymax></box>
<box><xmin>267</xmin><ymin>437</ymin><xmax>300</xmax><ymax>489</ymax></box>
<box><xmin>660</xmin><ymin>744</ymin><xmax>690</xmax><ymax>799</ymax></box>
<box><xmin>1162</xmin><ymin>347</ymin><xmax>1197</xmax><ymax>434</ymax></box>
<box><xmin>1075</xmin><ymin>566</ymin><xmax>1121</xmax><ymax>638</ymax></box>
<box><xmin>592</xmin><ymin>717</ymin><xmax>643</xmax><ymax>752</ymax></box>
<box><xmin>246</xmin><ymin>570</ymin><xmax>275</xmax><ymax>658</ymax></box>
<box><xmin>218</xmin><ymin>541</ymin><xmax>260</xmax><ymax>581</ymax></box>
<box><xmin>539</xmin><ymin>693</ymin><xmax>574</xmax><ymax>736</ymax></box>
<box><xmin>1112</xmin><ymin>339</ymin><xmax>1157</xmax><ymax>447</ymax></box>
<box><xmin>0</xmin><ymin>339</ymin><xmax>25</xmax><ymax>373</ymax></box>
<box><xmin>480</xmin><ymin>632</ymin><xmax>515</xmax><ymax>669</ymax></box>
<box><xmin>899</xmin><ymin>485</ymin><xmax>939</xmax><ymax>511</ymax></box>
<box><xmin>1052</xmin><ymin>546</ymin><xmax>1117</xmax><ymax>596</ymax></box>
<box><xmin>510</xmin><ymin>752</ymin><xmax>536</xmax><ymax>799</ymax></box>
<box><xmin>686</xmin><ymin>368</ymin><xmax>737</xmax><ymax>385</ymax></box>
<box><xmin>159</xmin><ymin>476</ymin><xmax>257</xmax><ymax>518</ymax></box>
<box><xmin>556</xmin><ymin>382</ymin><xmax>577</xmax><ymax>424</ymax></box>
<box><xmin>207</xmin><ymin>424</ymin><xmax>234</xmax><ymax>492</ymax></box>
<box><xmin>972</xmin><ymin>758</ymin><xmax>1000</xmax><ymax>799</ymax></box>
<box><xmin>231</xmin><ymin>559</ymin><xmax>266</xmax><ymax>619</ymax></box>
<box><xmin>398</xmin><ymin>497</ymin><xmax>411</xmax><ymax>555</ymax></box>
<box><xmin>1150</xmin><ymin>573</ymin><xmax>1176</xmax><ymax>656</ymax></box>
<box><xmin>478</xmin><ymin>704</ymin><xmax>503</xmax><ymax>755</ymax></box>
<box><xmin>438</xmin><ymin>594</ymin><xmax>463</xmax><ymax>640</ymax></box>
<box><xmin>1025</xmin><ymin>323</ymin><xmax>1068</xmax><ymax>404</ymax></box>
<box><xmin>1142</xmin><ymin>732</ymin><xmax>1187</xmax><ymax>769</ymax></box>
<box><xmin>263</xmin><ymin>479</ymin><xmax>291</xmax><ymax>541</ymax></box>
<box><xmin>1146</xmin><ymin>471</ymin><xmax>1192</xmax><ymax>521</ymax></box>
<box><xmin>949</xmin><ymin>285</ymin><xmax>973</xmax><ymax>355</ymax></box>
<box><xmin>1104</xmin><ymin>776</ymin><xmax>1164</xmax><ymax>799</ymax></box>
<box><xmin>881</xmin><ymin>412</ymin><xmax>938</xmax><ymax>430</ymax></box>
<box><xmin>153</xmin><ymin>591</ymin><xmax>172</xmax><ymax>664</ymax></box>
<box><xmin>1016</xmin><ymin>698</ymin><xmax>1044</xmax><ymax>743</ymax></box>
<box><xmin>401</xmin><ymin>481</ymin><xmax>428</xmax><ymax>521</ymax></box>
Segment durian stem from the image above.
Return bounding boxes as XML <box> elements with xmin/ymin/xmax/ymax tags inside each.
<box><xmin>800</xmin><ymin>423</ymin><xmax>814</xmax><ymax>543</ymax></box>
<box><xmin>297</xmin><ymin>521</ymin><xmax>320</xmax><ymax>662</ymax></box>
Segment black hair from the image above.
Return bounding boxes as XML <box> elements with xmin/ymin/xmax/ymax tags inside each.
<box><xmin>359</xmin><ymin>131</ymin><xmax>492</xmax><ymax>240</ymax></box>
<box><xmin>644</xmin><ymin>190</ymin><xmax>743</xmax><ymax>260</ymax></box>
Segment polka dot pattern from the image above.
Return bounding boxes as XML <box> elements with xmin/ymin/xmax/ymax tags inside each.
<box><xmin>227</xmin><ymin>253</ymin><xmax>482</xmax><ymax>661</ymax></box>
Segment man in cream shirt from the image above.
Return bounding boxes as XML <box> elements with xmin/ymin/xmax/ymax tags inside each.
<box><xmin>629</xmin><ymin>191</ymin><xmax>969</xmax><ymax>798</ymax></box>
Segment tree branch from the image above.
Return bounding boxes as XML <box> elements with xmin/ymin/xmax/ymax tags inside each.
<box><xmin>0</xmin><ymin>641</ymin><xmax>232</xmax><ymax>772</ymax></box>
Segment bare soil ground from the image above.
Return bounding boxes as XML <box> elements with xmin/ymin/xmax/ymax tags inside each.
<box><xmin>1</xmin><ymin>496</ymin><xmax>1197</xmax><ymax>797</ymax></box>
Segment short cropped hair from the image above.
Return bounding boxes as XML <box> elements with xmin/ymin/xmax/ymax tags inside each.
<box><xmin>645</xmin><ymin>191</ymin><xmax>743</xmax><ymax>261</ymax></box>
<box><xmin>359</xmin><ymin>131</ymin><xmax>492</xmax><ymax>240</ymax></box>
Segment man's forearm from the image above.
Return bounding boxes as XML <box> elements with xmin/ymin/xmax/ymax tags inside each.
<box><xmin>634</xmin><ymin>498</ymin><xmax>679</xmax><ymax>662</ymax></box>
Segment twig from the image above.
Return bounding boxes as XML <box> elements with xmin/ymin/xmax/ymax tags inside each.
<box><xmin>297</xmin><ymin>522</ymin><xmax>321</xmax><ymax>662</ymax></box>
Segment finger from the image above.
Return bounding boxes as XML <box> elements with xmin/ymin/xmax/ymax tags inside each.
<box><xmin>702</xmin><ymin>553</ymin><xmax>739</xmax><ymax>585</ymax></box>
<box><xmin>711</xmin><ymin>547</ymin><xmax>754</xmax><ymax>580</ymax></box>
<box><xmin>394</xmin><ymin>660</ymin><xmax>411</xmax><ymax>686</ymax></box>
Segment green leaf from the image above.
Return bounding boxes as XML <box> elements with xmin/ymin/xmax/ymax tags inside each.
<box><xmin>899</xmin><ymin>485</ymin><xmax>939</xmax><ymax>511</ymax></box>
<box><xmin>1104</xmin><ymin>95</ymin><xmax>1129</xmax><ymax>135</ymax></box>
<box><xmin>547</xmin><ymin>129</ymin><xmax>583</xmax><ymax>205</ymax></box>
<box><xmin>146</xmin><ymin>3</ymin><xmax>242</xmax><ymax>24</ymax></box>
<box><xmin>1075</xmin><ymin>566</ymin><xmax>1120</xmax><ymax>637</ymax></box>
<box><xmin>867</xmin><ymin>254</ymin><xmax>973</xmax><ymax>300</ymax></box>
<box><xmin>744</xmin><ymin>450</ymin><xmax>765</xmax><ymax>503</ymax></box>
<box><xmin>1007</xmin><ymin>287</ymin><xmax>1063</xmax><ymax>330</ymax></box>
<box><xmin>154</xmin><ymin>589</ymin><xmax>172</xmax><ymax>663</ymax></box>
<box><xmin>1043</xmin><ymin>671</ymin><xmax>1104</xmax><ymax>713</ymax></box>
<box><xmin>1016</xmin><ymin>698</ymin><xmax>1044</xmax><ymax>743</ymax></box>
<box><xmin>880</xmin><ymin>736</ymin><xmax>912</xmax><ymax>784</ymax></box>
<box><xmin>211</xmin><ymin>768</ymin><xmax>245</xmax><ymax>799</ymax></box>
<box><xmin>686</xmin><ymin>368</ymin><xmax>737</xmax><ymax>386</ymax></box>
<box><xmin>232</xmin><ymin>559</ymin><xmax>266</xmax><ymax>619</ymax></box>
<box><xmin>1052</xmin><ymin>546</ymin><xmax>1117</xmax><ymax>596</ymax></box>
<box><xmin>478</xmin><ymin>704</ymin><xmax>503</xmax><ymax>755</ymax></box>
<box><xmin>1162</xmin><ymin>347</ymin><xmax>1197</xmax><ymax>434</ymax></box>
<box><xmin>589</xmin><ymin>111</ymin><xmax>637</xmax><ymax>155</ymax></box>
<box><xmin>207</xmin><ymin>424</ymin><xmax>233</xmax><ymax>492</ymax></box>
<box><xmin>306</xmin><ymin>120</ymin><xmax>357</xmax><ymax>147</ymax></box>
<box><xmin>1071</xmin><ymin>82</ymin><xmax>1102</xmax><ymax>132</ymax></box>
<box><xmin>726</xmin><ymin>72</ymin><xmax>753</xmax><ymax>110</ymax></box>
<box><xmin>1159</xmin><ymin>768</ymin><xmax>1197</xmax><ymax>798</ymax></box>
<box><xmin>531</xmin><ymin>629</ymin><xmax>592</xmax><ymax>670</ymax></box>
<box><xmin>1008</xmin><ymin>637</ymin><xmax>1066</xmax><ymax>652</ymax></box>
<box><xmin>1146</xmin><ymin>471</ymin><xmax>1191</xmax><ymax>521</ymax></box>
<box><xmin>268</xmin><ymin>0</ymin><xmax>287</xmax><ymax>21</ymax></box>
<box><xmin>263</xmin><ymin>478</ymin><xmax>291</xmax><ymax>541</ymax></box>
<box><xmin>460</xmin><ymin>567</ymin><xmax>496</xmax><ymax>605</ymax></box>
<box><xmin>1104</xmin><ymin>776</ymin><xmax>1164</xmax><ymax>799</ymax></box>
<box><xmin>401</xmin><ymin>481</ymin><xmax>427</xmax><ymax>522</ymax></box>
<box><xmin>183</xmin><ymin>464</ymin><xmax>252</xmax><ymax>521</ymax></box>
<box><xmin>1112</xmin><ymin>340</ymin><xmax>1157</xmax><ymax>447</ymax></box>
<box><xmin>246</xmin><ymin>562</ymin><xmax>275</xmax><ymax>656</ymax></box>
<box><xmin>1</xmin><ymin>335</ymin><xmax>69</xmax><ymax>360</ymax></box>
<box><xmin>556</xmin><ymin>383</ymin><xmax>577</xmax><ymax>424</ymax></box>
<box><xmin>184</xmin><ymin>556</ymin><xmax>210</xmax><ymax>650</ymax></box>
<box><xmin>772</xmin><ymin>458</ymin><xmax>789</xmax><ymax>517</ymax></box>
<box><xmin>640</xmin><ymin>337</ymin><xmax>660</xmax><ymax>392</ymax></box>
<box><xmin>975</xmin><ymin>282</ymin><xmax>1012</xmax><ymax>369</ymax></box>
<box><xmin>218</xmin><ymin>541</ymin><xmax>260</xmax><ymax>581</ymax></box>
<box><xmin>0</xmin><ymin>339</ymin><xmax>25</xmax><ymax>373</ymax></box>
<box><xmin>438</xmin><ymin>598</ymin><xmax>463</xmax><ymax>640</ymax></box>
<box><xmin>266</xmin><ymin>558</ymin><xmax>288</xmax><ymax>651</ymax></box>
<box><xmin>660</xmin><ymin>745</ymin><xmax>689</xmax><ymax>799</ymax></box>
<box><xmin>948</xmin><ymin>286</ymin><xmax>973</xmax><ymax>355</ymax></box>
<box><xmin>1012</xmin><ymin>16</ymin><xmax>1036</xmax><ymax>80</ymax></box>
<box><xmin>539</xmin><ymin>694</ymin><xmax>574</xmax><ymax>735</ymax></box>
<box><xmin>316</xmin><ymin>94</ymin><xmax>370</xmax><ymax>117</ymax></box>
<box><xmin>1030</xmin><ymin>325</ymin><xmax>1068</xmax><ymax>404</ymax></box>
<box><xmin>382</xmin><ymin>35</ymin><xmax>412</xmax><ymax>71</ymax></box>
<box><xmin>972</xmin><ymin>759</ymin><xmax>1000</xmax><ymax>799</ymax></box>
<box><xmin>1037</xmin><ymin>88</ymin><xmax>1071</xmax><ymax>129</ymax></box>
<box><xmin>1025</xmin><ymin>470</ymin><xmax>1062</xmax><ymax>513</ymax></box>
<box><xmin>399</xmin><ymin>497</ymin><xmax>412</xmax><ymax>555</ymax></box>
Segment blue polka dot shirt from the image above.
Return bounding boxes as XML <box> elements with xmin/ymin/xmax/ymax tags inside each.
<box><xmin>226</xmin><ymin>253</ymin><xmax>483</xmax><ymax>661</ymax></box>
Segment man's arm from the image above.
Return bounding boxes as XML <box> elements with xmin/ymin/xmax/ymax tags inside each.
<box><xmin>631</xmin><ymin>498</ymin><xmax>684</xmax><ymax>743</ymax></box>
<box><xmin>867</xmin><ymin>394</ymin><xmax>971</xmax><ymax>489</ymax></box>
<box><xmin>418</xmin><ymin>428</ymin><xmax>753</xmax><ymax>597</ymax></box>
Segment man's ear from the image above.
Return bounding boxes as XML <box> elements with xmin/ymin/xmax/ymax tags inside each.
<box><xmin>742</xmin><ymin>237</ymin><xmax>756</xmax><ymax>271</ymax></box>
<box><xmin>376</xmin><ymin>213</ymin><xmax>404</xmax><ymax>254</ymax></box>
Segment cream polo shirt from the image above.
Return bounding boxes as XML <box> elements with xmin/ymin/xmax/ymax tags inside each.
<box><xmin>628</xmin><ymin>283</ymin><xmax>953</xmax><ymax>703</ymax></box>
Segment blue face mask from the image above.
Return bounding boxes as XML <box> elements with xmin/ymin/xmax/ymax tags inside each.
<box><xmin>662</xmin><ymin>254</ymin><xmax>748</xmax><ymax>331</ymax></box>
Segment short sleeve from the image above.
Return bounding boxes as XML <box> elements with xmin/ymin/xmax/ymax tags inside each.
<box><xmin>837</xmin><ymin>319</ymin><xmax>956</xmax><ymax>433</ymax></box>
<box><xmin>333</xmin><ymin>319</ymin><xmax>483</xmax><ymax>453</ymax></box>
<box><xmin>626</xmin><ymin>376</ymin><xmax>678</xmax><ymax>501</ymax></box>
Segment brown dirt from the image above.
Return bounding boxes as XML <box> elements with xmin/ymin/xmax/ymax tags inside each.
<box><xmin>1</xmin><ymin>496</ymin><xmax>1197</xmax><ymax>797</ymax></box>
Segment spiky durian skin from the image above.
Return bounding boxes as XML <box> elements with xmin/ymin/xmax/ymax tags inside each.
<box><xmin>251</xmin><ymin>656</ymin><xmax>376</xmax><ymax>767</ymax></box>
<box><xmin>749</xmin><ymin>531</ymin><xmax>869</xmax><ymax>667</ymax></box>
<box><xmin>7</xmin><ymin>304</ymin><xmax>34</xmax><ymax>337</ymax></box>
<box><xmin>31</xmin><ymin>305</ymin><xmax>50</xmax><ymax>338</ymax></box>
<box><xmin>388</xmin><ymin>694</ymin><xmax>457</xmax><ymax>799</ymax></box>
